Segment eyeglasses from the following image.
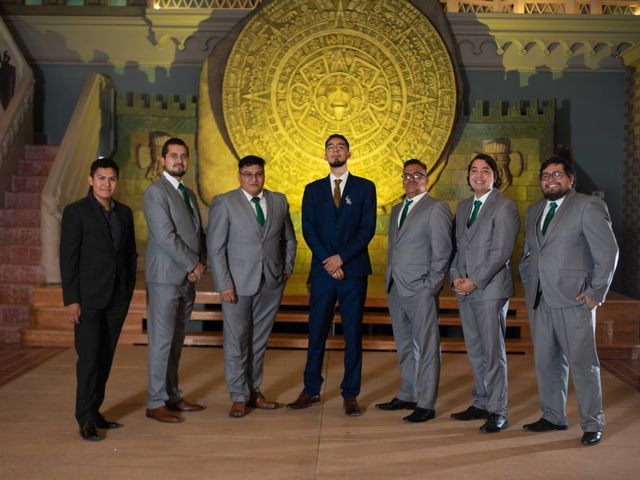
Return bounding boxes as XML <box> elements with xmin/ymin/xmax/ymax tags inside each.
<box><xmin>402</xmin><ymin>172</ymin><xmax>427</xmax><ymax>182</ymax></box>
<box><xmin>540</xmin><ymin>171</ymin><xmax>567</xmax><ymax>181</ymax></box>
<box><xmin>239</xmin><ymin>172</ymin><xmax>265</xmax><ymax>179</ymax></box>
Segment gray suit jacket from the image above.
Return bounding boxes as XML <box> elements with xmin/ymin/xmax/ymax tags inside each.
<box><xmin>143</xmin><ymin>176</ymin><xmax>206</xmax><ymax>284</ymax></box>
<box><xmin>207</xmin><ymin>188</ymin><xmax>297</xmax><ymax>297</ymax></box>
<box><xmin>519</xmin><ymin>190</ymin><xmax>618</xmax><ymax>308</ymax></box>
<box><xmin>449</xmin><ymin>190</ymin><xmax>519</xmax><ymax>300</ymax></box>
<box><xmin>385</xmin><ymin>194</ymin><xmax>452</xmax><ymax>297</ymax></box>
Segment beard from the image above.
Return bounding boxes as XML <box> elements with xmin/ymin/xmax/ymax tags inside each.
<box><xmin>329</xmin><ymin>158</ymin><xmax>347</xmax><ymax>168</ymax></box>
<box><xmin>165</xmin><ymin>167</ymin><xmax>186</xmax><ymax>177</ymax></box>
<box><xmin>543</xmin><ymin>186</ymin><xmax>570</xmax><ymax>201</ymax></box>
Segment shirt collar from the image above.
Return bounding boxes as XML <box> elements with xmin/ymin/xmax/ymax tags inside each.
<box><xmin>163</xmin><ymin>171</ymin><xmax>183</xmax><ymax>190</ymax></box>
<box><xmin>405</xmin><ymin>191</ymin><xmax>427</xmax><ymax>204</ymax></box>
<box><xmin>474</xmin><ymin>189</ymin><xmax>493</xmax><ymax>203</ymax></box>
<box><xmin>241</xmin><ymin>188</ymin><xmax>264</xmax><ymax>202</ymax></box>
<box><xmin>330</xmin><ymin>171</ymin><xmax>349</xmax><ymax>184</ymax></box>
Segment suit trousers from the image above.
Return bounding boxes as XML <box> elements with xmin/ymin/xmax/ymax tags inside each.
<box><xmin>146</xmin><ymin>280</ymin><xmax>195</xmax><ymax>409</ymax></box>
<box><xmin>74</xmin><ymin>279</ymin><xmax>129</xmax><ymax>428</ymax></box>
<box><xmin>459</xmin><ymin>296</ymin><xmax>509</xmax><ymax>416</ymax></box>
<box><xmin>529</xmin><ymin>295</ymin><xmax>604</xmax><ymax>432</ymax></box>
<box><xmin>387</xmin><ymin>282</ymin><xmax>440</xmax><ymax>410</ymax></box>
<box><xmin>304</xmin><ymin>275</ymin><xmax>367</xmax><ymax>398</ymax></box>
<box><xmin>222</xmin><ymin>281</ymin><xmax>284</xmax><ymax>402</ymax></box>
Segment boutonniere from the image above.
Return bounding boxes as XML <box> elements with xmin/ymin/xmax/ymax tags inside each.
<box><xmin>345</xmin><ymin>196</ymin><xmax>352</xmax><ymax>205</ymax></box>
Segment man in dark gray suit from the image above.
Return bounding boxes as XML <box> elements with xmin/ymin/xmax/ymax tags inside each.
<box><xmin>208</xmin><ymin>155</ymin><xmax>297</xmax><ymax>418</ymax></box>
<box><xmin>519</xmin><ymin>155</ymin><xmax>618</xmax><ymax>446</ymax></box>
<box><xmin>143</xmin><ymin>137</ymin><xmax>207</xmax><ymax>423</ymax></box>
<box><xmin>449</xmin><ymin>154</ymin><xmax>519</xmax><ymax>433</ymax></box>
<box><xmin>376</xmin><ymin>159</ymin><xmax>452</xmax><ymax>423</ymax></box>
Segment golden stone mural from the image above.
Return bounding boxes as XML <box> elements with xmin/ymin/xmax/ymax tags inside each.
<box><xmin>199</xmin><ymin>0</ymin><xmax>458</xmax><ymax>210</ymax></box>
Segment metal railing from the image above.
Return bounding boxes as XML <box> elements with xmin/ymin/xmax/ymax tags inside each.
<box><xmin>40</xmin><ymin>73</ymin><xmax>115</xmax><ymax>283</ymax></box>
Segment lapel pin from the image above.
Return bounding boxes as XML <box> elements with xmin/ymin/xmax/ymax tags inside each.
<box><xmin>345</xmin><ymin>196</ymin><xmax>352</xmax><ymax>205</ymax></box>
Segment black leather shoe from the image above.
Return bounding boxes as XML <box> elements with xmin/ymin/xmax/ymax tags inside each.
<box><xmin>450</xmin><ymin>405</ymin><xmax>489</xmax><ymax>421</ymax></box>
<box><xmin>375</xmin><ymin>397</ymin><xmax>417</xmax><ymax>411</ymax></box>
<box><xmin>581</xmin><ymin>431</ymin><xmax>602</xmax><ymax>446</ymax></box>
<box><xmin>96</xmin><ymin>415</ymin><xmax>122</xmax><ymax>429</ymax></box>
<box><xmin>523</xmin><ymin>418</ymin><xmax>568</xmax><ymax>432</ymax></box>
<box><xmin>480</xmin><ymin>413</ymin><xmax>508</xmax><ymax>433</ymax></box>
<box><xmin>79</xmin><ymin>426</ymin><xmax>101</xmax><ymax>441</ymax></box>
<box><xmin>403</xmin><ymin>407</ymin><xmax>435</xmax><ymax>423</ymax></box>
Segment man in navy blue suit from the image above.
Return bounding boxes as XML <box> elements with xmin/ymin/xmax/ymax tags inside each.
<box><xmin>287</xmin><ymin>134</ymin><xmax>376</xmax><ymax>416</ymax></box>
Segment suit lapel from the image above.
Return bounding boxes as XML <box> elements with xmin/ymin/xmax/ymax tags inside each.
<box><xmin>87</xmin><ymin>195</ymin><xmax>116</xmax><ymax>254</ymax></box>
<box><xmin>322</xmin><ymin>176</ymin><xmax>338</xmax><ymax>220</ymax></box>
<box><xmin>336</xmin><ymin>174</ymin><xmax>353</xmax><ymax>217</ymax></box>
<box><xmin>389</xmin><ymin>202</ymin><xmax>401</xmax><ymax>245</ymax></box>
<box><xmin>396</xmin><ymin>195</ymin><xmax>427</xmax><ymax>242</ymax></box>
<box><xmin>235</xmin><ymin>188</ymin><xmax>263</xmax><ymax>238</ymax></box>
<box><xmin>465</xmin><ymin>190</ymin><xmax>497</xmax><ymax>242</ymax></box>
<box><xmin>539</xmin><ymin>190</ymin><xmax>574</xmax><ymax>247</ymax></box>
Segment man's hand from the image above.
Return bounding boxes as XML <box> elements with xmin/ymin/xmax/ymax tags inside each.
<box><xmin>329</xmin><ymin>267</ymin><xmax>345</xmax><ymax>280</ymax></box>
<box><xmin>66</xmin><ymin>303</ymin><xmax>81</xmax><ymax>325</ymax></box>
<box><xmin>323</xmin><ymin>255</ymin><xmax>343</xmax><ymax>275</ymax></box>
<box><xmin>188</xmin><ymin>262</ymin><xmax>207</xmax><ymax>283</ymax></box>
<box><xmin>576</xmin><ymin>293</ymin><xmax>597</xmax><ymax>309</ymax></box>
<box><xmin>454</xmin><ymin>278</ymin><xmax>476</xmax><ymax>296</ymax></box>
<box><xmin>220</xmin><ymin>288</ymin><xmax>237</xmax><ymax>304</ymax></box>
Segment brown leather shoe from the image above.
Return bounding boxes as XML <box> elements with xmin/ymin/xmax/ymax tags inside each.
<box><xmin>146</xmin><ymin>406</ymin><xmax>184</xmax><ymax>423</ymax></box>
<box><xmin>344</xmin><ymin>397</ymin><xmax>362</xmax><ymax>416</ymax></box>
<box><xmin>166</xmin><ymin>399</ymin><xmax>206</xmax><ymax>412</ymax></box>
<box><xmin>286</xmin><ymin>390</ymin><xmax>321</xmax><ymax>410</ymax></box>
<box><xmin>247</xmin><ymin>392</ymin><xmax>281</xmax><ymax>410</ymax></box>
<box><xmin>229</xmin><ymin>401</ymin><xmax>246</xmax><ymax>418</ymax></box>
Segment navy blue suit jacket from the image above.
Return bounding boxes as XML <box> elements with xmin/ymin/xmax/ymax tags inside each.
<box><xmin>302</xmin><ymin>174</ymin><xmax>376</xmax><ymax>279</ymax></box>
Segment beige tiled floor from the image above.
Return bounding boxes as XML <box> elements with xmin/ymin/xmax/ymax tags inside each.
<box><xmin>1</xmin><ymin>347</ymin><xmax>639</xmax><ymax>479</ymax></box>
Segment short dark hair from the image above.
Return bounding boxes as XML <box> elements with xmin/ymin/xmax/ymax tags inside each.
<box><xmin>161</xmin><ymin>137</ymin><xmax>189</xmax><ymax>158</ymax></box>
<box><xmin>90</xmin><ymin>158</ymin><xmax>119</xmax><ymax>178</ymax></box>
<box><xmin>540</xmin><ymin>155</ymin><xmax>576</xmax><ymax>184</ymax></box>
<box><xmin>325</xmin><ymin>133</ymin><xmax>349</xmax><ymax>150</ymax></box>
<box><xmin>238</xmin><ymin>155</ymin><xmax>265</xmax><ymax>169</ymax></box>
<box><xmin>467</xmin><ymin>153</ymin><xmax>501</xmax><ymax>190</ymax></box>
<box><xmin>403</xmin><ymin>158</ymin><xmax>427</xmax><ymax>171</ymax></box>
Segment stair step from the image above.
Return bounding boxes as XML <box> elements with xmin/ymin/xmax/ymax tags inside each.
<box><xmin>18</xmin><ymin>160</ymin><xmax>53</xmax><ymax>177</ymax></box>
<box><xmin>11</xmin><ymin>176</ymin><xmax>47</xmax><ymax>193</ymax></box>
<box><xmin>0</xmin><ymin>209</ymin><xmax>40</xmax><ymax>227</ymax></box>
<box><xmin>25</xmin><ymin>144</ymin><xmax>58</xmax><ymax>163</ymax></box>
<box><xmin>4</xmin><ymin>192</ymin><xmax>40</xmax><ymax>210</ymax></box>
<box><xmin>0</xmin><ymin>245</ymin><xmax>40</xmax><ymax>265</ymax></box>
<box><xmin>0</xmin><ymin>227</ymin><xmax>40</xmax><ymax>245</ymax></box>
<box><xmin>0</xmin><ymin>264</ymin><xmax>44</xmax><ymax>284</ymax></box>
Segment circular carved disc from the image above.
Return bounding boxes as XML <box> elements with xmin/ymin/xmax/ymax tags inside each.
<box><xmin>223</xmin><ymin>0</ymin><xmax>457</xmax><ymax>207</ymax></box>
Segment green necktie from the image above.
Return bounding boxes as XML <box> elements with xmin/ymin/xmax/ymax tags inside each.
<box><xmin>252</xmin><ymin>197</ymin><xmax>265</xmax><ymax>227</ymax></box>
<box><xmin>398</xmin><ymin>199</ymin><xmax>413</xmax><ymax>229</ymax></box>
<box><xmin>467</xmin><ymin>200</ymin><xmax>482</xmax><ymax>228</ymax></box>
<box><xmin>541</xmin><ymin>201</ymin><xmax>557</xmax><ymax>235</ymax></box>
<box><xmin>177</xmin><ymin>183</ymin><xmax>194</xmax><ymax>216</ymax></box>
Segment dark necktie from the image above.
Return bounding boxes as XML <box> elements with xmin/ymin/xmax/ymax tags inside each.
<box><xmin>333</xmin><ymin>179</ymin><xmax>342</xmax><ymax>208</ymax></box>
<box><xmin>177</xmin><ymin>183</ymin><xmax>194</xmax><ymax>216</ymax></box>
<box><xmin>398</xmin><ymin>199</ymin><xmax>413</xmax><ymax>229</ymax></box>
<box><xmin>467</xmin><ymin>200</ymin><xmax>482</xmax><ymax>228</ymax></box>
<box><xmin>251</xmin><ymin>197</ymin><xmax>265</xmax><ymax>227</ymax></box>
<box><xmin>541</xmin><ymin>201</ymin><xmax>557</xmax><ymax>235</ymax></box>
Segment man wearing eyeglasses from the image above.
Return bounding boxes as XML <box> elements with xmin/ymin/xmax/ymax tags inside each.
<box><xmin>376</xmin><ymin>159</ymin><xmax>452</xmax><ymax>423</ymax></box>
<box><xmin>287</xmin><ymin>134</ymin><xmax>376</xmax><ymax>416</ymax></box>
<box><xmin>519</xmin><ymin>155</ymin><xmax>618</xmax><ymax>446</ymax></box>
<box><xmin>208</xmin><ymin>155</ymin><xmax>297</xmax><ymax>418</ymax></box>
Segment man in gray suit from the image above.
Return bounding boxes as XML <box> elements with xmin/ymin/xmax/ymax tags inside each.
<box><xmin>519</xmin><ymin>155</ymin><xmax>618</xmax><ymax>446</ymax></box>
<box><xmin>376</xmin><ymin>159</ymin><xmax>452</xmax><ymax>423</ymax></box>
<box><xmin>449</xmin><ymin>154</ymin><xmax>519</xmax><ymax>433</ymax></box>
<box><xmin>208</xmin><ymin>155</ymin><xmax>297</xmax><ymax>418</ymax></box>
<box><xmin>143</xmin><ymin>137</ymin><xmax>207</xmax><ymax>423</ymax></box>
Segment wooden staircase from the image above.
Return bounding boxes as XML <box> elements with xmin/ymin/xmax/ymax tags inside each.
<box><xmin>23</xmin><ymin>274</ymin><xmax>640</xmax><ymax>359</ymax></box>
<box><xmin>0</xmin><ymin>145</ymin><xmax>58</xmax><ymax>342</ymax></box>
